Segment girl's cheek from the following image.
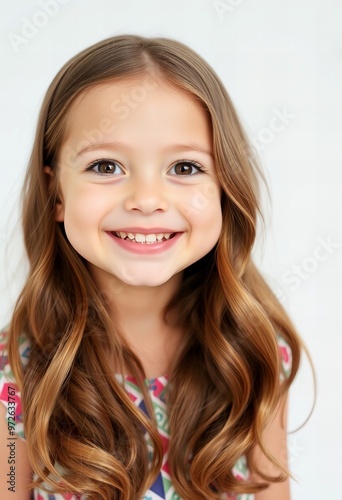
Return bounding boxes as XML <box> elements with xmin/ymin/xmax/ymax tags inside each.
<box><xmin>180</xmin><ymin>182</ymin><xmax>221</xmax><ymax>221</ymax></box>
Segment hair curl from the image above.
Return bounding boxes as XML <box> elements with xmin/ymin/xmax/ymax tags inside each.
<box><xmin>8</xmin><ymin>35</ymin><xmax>302</xmax><ymax>499</ymax></box>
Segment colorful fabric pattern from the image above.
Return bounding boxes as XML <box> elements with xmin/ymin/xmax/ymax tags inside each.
<box><xmin>0</xmin><ymin>329</ymin><xmax>292</xmax><ymax>499</ymax></box>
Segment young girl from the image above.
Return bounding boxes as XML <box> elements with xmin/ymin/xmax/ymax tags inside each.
<box><xmin>0</xmin><ymin>35</ymin><xmax>302</xmax><ymax>500</ymax></box>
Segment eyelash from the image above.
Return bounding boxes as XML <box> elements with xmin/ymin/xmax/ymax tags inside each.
<box><xmin>169</xmin><ymin>160</ymin><xmax>207</xmax><ymax>176</ymax></box>
<box><xmin>85</xmin><ymin>158</ymin><xmax>207</xmax><ymax>176</ymax></box>
<box><xmin>85</xmin><ymin>159</ymin><xmax>123</xmax><ymax>176</ymax></box>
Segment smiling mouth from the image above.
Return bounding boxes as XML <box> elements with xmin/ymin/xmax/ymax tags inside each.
<box><xmin>111</xmin><ymin>231</ymin><xmax>178</xmax><ymax>244</ymax></box>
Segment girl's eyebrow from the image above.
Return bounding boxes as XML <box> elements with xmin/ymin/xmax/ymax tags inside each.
<box><xmin>75</xmin><ymin>141</ymin><xmax>214</xmax><ymax>160</ymax></box>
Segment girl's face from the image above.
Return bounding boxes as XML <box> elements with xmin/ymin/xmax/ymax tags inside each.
<box><xmin>54</xmin><ymin>77</ymin><xmax>222</xmax><ymax>288</ymax></box>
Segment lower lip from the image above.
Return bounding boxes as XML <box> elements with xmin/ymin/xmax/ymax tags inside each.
<box><xmin>107</xmin><ymin>232</ymin><xmax>183</xmax><ymax>255</ymax></box>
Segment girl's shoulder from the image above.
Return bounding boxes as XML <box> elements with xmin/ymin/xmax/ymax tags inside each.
<box><xmin>0</xmin><ymin>327</ymin><xmax>30</xmax><ymax>440</ymax></box>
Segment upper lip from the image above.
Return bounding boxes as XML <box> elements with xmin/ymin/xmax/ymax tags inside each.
<box><xmin>110</xmin><ymin>228</ymin><xmax>182</xmax><ymax>234</ymax></box>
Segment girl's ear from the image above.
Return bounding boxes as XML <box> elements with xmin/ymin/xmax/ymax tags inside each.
<box><xmin>44</xmin><ymin>166</ymin><xmax>65</xmax><ymax>222</ymax></box>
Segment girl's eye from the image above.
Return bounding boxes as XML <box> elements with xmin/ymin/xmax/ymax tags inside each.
<box><xmin>87</xmin><ymin>160</ymin><xmax>123</xmax><ymax>175</ymax></box>
<box><xmin>169</xmin><ymin>161</ymin><xmax>206</xmax><ymax>176</ymax></box>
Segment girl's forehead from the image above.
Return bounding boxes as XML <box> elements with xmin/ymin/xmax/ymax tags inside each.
<box><xmin>61</xmin><ymin>77</ymin><xmax>213</xmax><ymax>154</ymax></box>
<box><xmin>71</xmin><ymin>76</ymin><xmax>201</xmax><ymax>114</ymax></box>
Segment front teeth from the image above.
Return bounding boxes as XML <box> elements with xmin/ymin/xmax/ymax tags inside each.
<box><xmin>116</xmin><ymin>232</ymin><xmax>173</xmax><ymax>244</ymax></box>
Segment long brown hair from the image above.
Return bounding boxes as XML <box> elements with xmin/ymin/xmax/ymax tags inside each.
<box><xmin>8</xmin><ymin>35</ymin><xmax>302</xmax><ymax>499</ymax></box>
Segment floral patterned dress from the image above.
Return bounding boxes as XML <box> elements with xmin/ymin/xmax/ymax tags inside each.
<box><xmin>0</xmin><ymin>329</ymin><xmax>292</xmax><ymax>499</ymax></box>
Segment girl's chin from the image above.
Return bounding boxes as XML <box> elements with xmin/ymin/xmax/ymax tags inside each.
<box><xmin>114</xmin><ymin>270</ymin><xmax>184</xmax><ymax>290</ymax></box>
<box><xmin>86</xmin><ymin>262</ymin><xmax>184</xmax><ymax>290</ymax></box>
<box><xmin>116</xmin><ymin>276</ymin><xmax>175</xmax><ymax>288</ymax></box>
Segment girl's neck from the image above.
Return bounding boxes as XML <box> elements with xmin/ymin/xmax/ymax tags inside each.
<box><xmin>91</xmin><ymin>268</ymin><xmax>186</xmax><ymax>378</ymax></box>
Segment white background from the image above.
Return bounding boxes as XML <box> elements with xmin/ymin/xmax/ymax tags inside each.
<box><xmin>0</xmin><ymin>1</ymin><xmax>341</xmax><ymax>498</ymax></box>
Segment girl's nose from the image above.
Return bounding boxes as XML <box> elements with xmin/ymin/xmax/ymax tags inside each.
<box><xmin>123</xmin><ymin>178</ymin><xmax>169</xmax><ymax>214</ymax></box>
